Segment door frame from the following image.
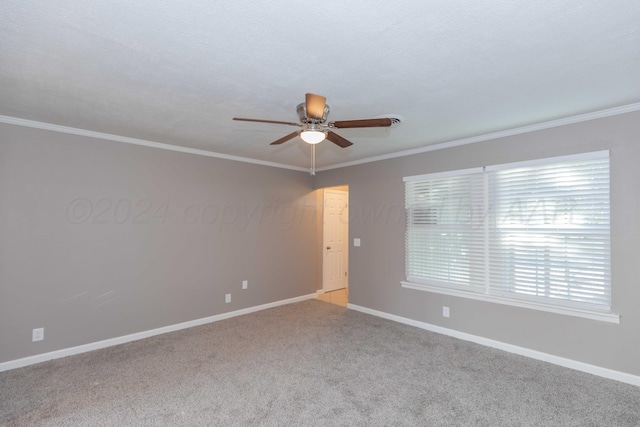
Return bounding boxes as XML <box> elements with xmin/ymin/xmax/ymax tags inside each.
<box><xmin>322</xmin><ymin>186</ymin><xmax>349</xmax><ymax>293</ymax></box>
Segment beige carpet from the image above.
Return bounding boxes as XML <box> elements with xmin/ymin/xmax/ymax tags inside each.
<box><xmin>316</xmin><ymin>288</ymin><xmax>348</xmax><ymax>307</ymax></box>
<box><xmin>1</xmin><ymin>300</ymin><xmax>639</xmax><ymax>426</ymax></box>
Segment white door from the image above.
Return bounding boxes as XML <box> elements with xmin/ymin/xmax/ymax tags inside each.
<box><xmin>323</xmin><ymin>189</ymin><xmax>349</xmax><ymax>292</ymax></box>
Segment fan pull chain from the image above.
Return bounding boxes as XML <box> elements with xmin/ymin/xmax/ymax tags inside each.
<box><xmin>310</xmin><ymin>144</ymin><xmax>316</xmax><ymax>175</ymax></box>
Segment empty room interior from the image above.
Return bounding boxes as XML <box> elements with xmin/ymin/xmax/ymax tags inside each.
<box><xmin>2</xmin><ymin>1</ymin><xmax>640</xmax><ymax>425</ymax></box>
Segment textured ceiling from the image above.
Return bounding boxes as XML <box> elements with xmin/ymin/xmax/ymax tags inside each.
<box><xmin>1</xmin><ymin>1</ymin><xmax>640</xmax><ymax>170</ymax></box>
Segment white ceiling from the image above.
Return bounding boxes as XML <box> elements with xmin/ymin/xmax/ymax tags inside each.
<box><xmin>2</xmin><ymin>1</ymin><xmax>639</xmax><ymax>170</ymax></box>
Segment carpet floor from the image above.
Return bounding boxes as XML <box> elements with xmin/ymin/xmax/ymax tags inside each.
<box><xmin>1</xmin><ymin>300</ymin><xmax>639</xmax><ymax>426</ymax></box>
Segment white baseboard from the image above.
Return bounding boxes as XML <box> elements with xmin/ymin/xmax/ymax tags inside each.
<box><xmin>0</xmin><ymin>293</ymin><xmax>317</xmax><ymax>373</ymax></box>
<box><xmin>347</xmin><ymin>303</ymin><xmax>640</xmax><ymax>388</ymax></box>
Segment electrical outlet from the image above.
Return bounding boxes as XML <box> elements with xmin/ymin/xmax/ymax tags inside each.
<box><xmin>225</xmin><ymin>293</ymin><xmax>231</xmax><ymax>303</ymax></box>
<box><xmin>32</xmin><ymin>328</ymin><xmax>44</xmax><ymax>342</ymax></box>
<box><xmin>242</xmin><ymin>280</ymin><xmax>248</xmax><ymax>290</ymax></box>
<box><xmin>442</xmin><ymin>306</ymin><xmax>450</xmax><ymax>318</ymax></box>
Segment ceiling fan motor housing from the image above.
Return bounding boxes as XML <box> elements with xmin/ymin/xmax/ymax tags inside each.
<box><xmin>297</xmin><ymin>102</ymin><xmax>330</xmax><ymax>123</ymax></box>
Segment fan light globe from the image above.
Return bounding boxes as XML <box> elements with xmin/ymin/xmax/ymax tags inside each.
<box><xmin>300</xmin><ymin>130</ymin><xmax>326</xmax><ymax>144</ymax></box>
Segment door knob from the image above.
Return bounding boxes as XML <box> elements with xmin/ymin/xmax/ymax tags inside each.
<box><xmin>327</xmin><ymin>246</ymin><xmax>331</xmax><ymax>250</ymax></box>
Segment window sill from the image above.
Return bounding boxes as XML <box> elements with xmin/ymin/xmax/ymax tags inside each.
<box><xmin>400</xmin><ymin>281</ymin><xmax>620</xmax><ymax>324</ymax></box>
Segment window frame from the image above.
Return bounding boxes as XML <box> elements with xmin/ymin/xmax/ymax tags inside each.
<box><xmin>402</xmin><ymin>151</ymin><xmax>619</xmax><ymax>324</ymax></box>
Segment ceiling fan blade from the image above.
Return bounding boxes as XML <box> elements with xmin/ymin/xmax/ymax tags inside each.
<box><xmin>233</xmin><ymin>117</ymin><xmax>301</xmax><ymax>127</ymax></box>
<box><xmin>326</xmin><ymin>131</ymin><xmax>353</xmax><ymax>148</ymax></box>
<box><xmin>305</xmin><ymin>93</ymin><xmax>327</xmax><ymax>120</ymax></box>
<box><xmin>331</xmin><ymin>118</ymin><xmax>393</xmax><ymax>128</ymax></box>
<box><xmin>270</xmin><ymin>131</ymin><xmax>300</xmax><ymax>145</ymax></box>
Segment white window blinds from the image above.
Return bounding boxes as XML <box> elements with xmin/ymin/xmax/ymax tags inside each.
<box><xmin>405</xmin><ymin>168</ymin><xmax>485</xmax><ymax>289</ymax></box>
<box><xmin>404</xmin><ymin>151</ymin><xmax>611</xmax><ymax>311</ymax></box>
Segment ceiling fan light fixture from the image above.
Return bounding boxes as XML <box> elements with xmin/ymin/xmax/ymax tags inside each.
<box><xmin>233</xmin><ymin>93</ymin><xmax>394</xmax><ymax>149</ymax></box>
<box><xmin>300</xmin><ymin>130</ymin><xmax>326</xmax><ymax>144</ymax></box>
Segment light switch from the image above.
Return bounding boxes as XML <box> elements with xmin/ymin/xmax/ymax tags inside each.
<box><xmin>354</xmin><ymin>238</ymin><xmax>361</xmax><ymax>247</ymax></box>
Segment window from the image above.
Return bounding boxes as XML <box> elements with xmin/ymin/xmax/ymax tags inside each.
<box><xmin>403</xmin><ymin>151</ymin><xmax>615</xmax><ymax>322</ymax></box>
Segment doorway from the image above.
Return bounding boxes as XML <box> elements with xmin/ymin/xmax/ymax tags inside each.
<box><xmin>319</xmin><ymin>186</ymin><xmax>349</xmax><ymax>306</ymax></box>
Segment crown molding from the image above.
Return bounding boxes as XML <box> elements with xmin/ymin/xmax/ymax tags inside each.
<box><xmin>316</xmin><ymin>102</ymin><xmax>640</xmax><ymax>172</ymax></box>
<box><xmin>3</xmin><ymin>102</ymin><xmax>639</xmax><ymax>173</ymax></box>
<box><xmin>0</xmin><ymin>115</ymin><xmax>308</xmax><ymax>173</ymax></box>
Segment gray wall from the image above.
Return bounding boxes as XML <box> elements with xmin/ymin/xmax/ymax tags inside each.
<box><xmin>3</xmin><ymin>111</ymin><xmax>639</xmax><ymax>376</ymax></box>
<box><xmin>315</xmin><ymin>111</ymin><xmax>640</xmax><ymax>376</ymax></box>
<box><xmin>0</xmin><ymin>122</ymin><xmax>319</xmax><ymax>363</ymax></box>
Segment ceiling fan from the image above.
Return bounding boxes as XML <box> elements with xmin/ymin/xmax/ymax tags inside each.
<box><xmin>233</xmin><ymin>93</ymin><xmax>393</xmax><ymax>148</ymax></box>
